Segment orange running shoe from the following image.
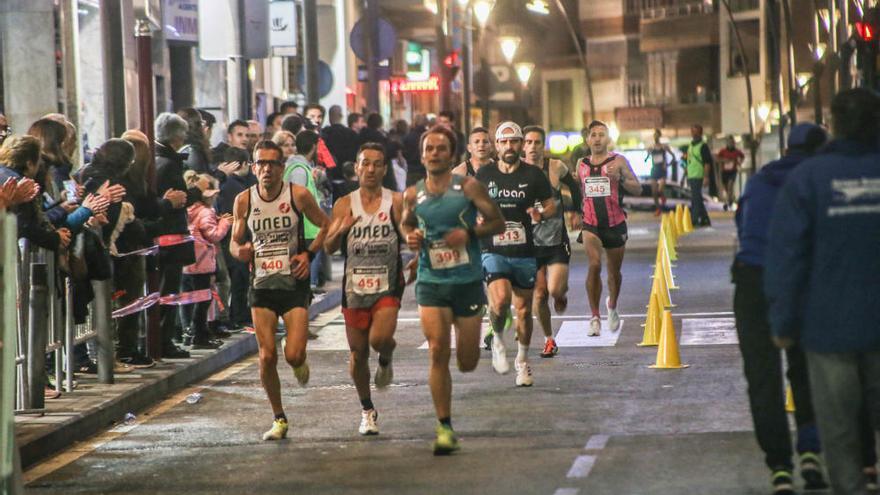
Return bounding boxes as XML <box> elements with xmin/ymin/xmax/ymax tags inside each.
<box><xmin>540</xmin><ymin>337</ymin><xmax>558</xmax><ymax>358</ymax></box>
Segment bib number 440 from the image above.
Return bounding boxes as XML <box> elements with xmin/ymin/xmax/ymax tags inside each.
<box><xmin>260</xmin><ymin>259</ymin><xmax>284</xmax><ymax>271</ymax></box>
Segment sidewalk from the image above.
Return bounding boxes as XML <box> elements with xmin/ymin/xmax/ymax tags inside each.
<box><xmin>15</xmin><ymin>258</ymin><xmax>344</xmax><ymax>469</ymax></box>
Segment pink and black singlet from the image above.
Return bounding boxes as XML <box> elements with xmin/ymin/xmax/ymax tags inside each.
<box><xmin>577</xmin><ymin>154</ymin><xmax>627</xmax><ymax>228</ymax></box>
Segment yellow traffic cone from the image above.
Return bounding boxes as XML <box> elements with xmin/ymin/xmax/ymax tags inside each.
<box><xmin>663</xmin><ymin>218</ymin><xmax>678</xmax><ymax>261</ymax></box>
<box><xmin>676</xmin><ymin>204</ymin><xmax>687</xmax><ymax>236</ymax></box>
<box><xmin>683</xmin><ymin>206</ymin><xmax>694</xmax><ymax>234</ymax></box>
<box><xmin>651</xmin><ymin>269</ymin><xmax>674</xmax><ymax>308</ymax></box>
<box><xmin>650</xmin><ymin>310</ymin><xmax>689</xmax><ymax>369</ymax></box>
<box><xmin>638</xmin><ymin>291</ymin><xmax>662</xmax><ymax>346</ymax></box>
<box><xmin>658</xmin><ymin>236</ymin><xmax>678</xmax><ymax>289</ymax></box>
<box><xmin>785</xmin><ymin>386</ymin><xmax>795</xmax><ymax>413</ymax></box>
<box><xmin>667</xmin><ymin>212</ymin><xmax>681</xmax><ymax>240</ymax></box>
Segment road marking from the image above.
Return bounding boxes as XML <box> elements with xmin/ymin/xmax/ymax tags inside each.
<box><xmin>396</xmin><ymin>311</ymin><xmax>734</xmax><ymax>323</ymax></box>
<box><xmin>23</xmin><ymin>356</ymin><xmax>259</xmax><ymax>484</ymax></box>
<box><xmin>584</xmin><ymin>434</ymin><xmax>609</xmax><ymax>450</ymax></box>
<box><xmin>555</xmin><ymin>321</ymin><xmax>623</xmax><ymax>347</ymax></box>
<box><xmin>566</xmin><ymin>455</ymin><xmax>597</xmax><ymax>478</ymax></box>
<box><xmin>553</xmin><ymin>489</ymin><xmax>580</xmax><ymax>495</ymax></box>
<box><xmin>308</xmin><ymin>323</ymin><xmax>351</xmax><ymax>351</ymax></box>
<box><xmin>680</xmin><ymin>317</ymin><xmax>738</xmax><ymax>345</ymax></box>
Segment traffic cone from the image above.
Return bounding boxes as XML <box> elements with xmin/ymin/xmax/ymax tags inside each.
<box><xmin>785</xmin><ymin>385</ymin><xmax>795</xmax><ymax>413</ymax></box>
<box><xmin>663</xmin><ymin>217</ymin><xmax>678</xmax><ymax>261</ymax></box>
<box><xmin>683</xmin><ymin>206</ymin><xmax>694</xmax><ymax>234</ymax></box>
<box><xmin>653</xmin><ymin>240</ymin><xmax>677</xmax><ymax>291</ymax></box>
<box><xmin>676</xmin><ymin>205</ymin><xmax>687</xmax><ymax>236</ymax></box>
<box><xmin>650</xmin><ymin>310</ymin><xmax>689</xmax><ymax>369</ymax></box>
<box><xmin>651</xmin><ymin>268</ymin><xmax>674</xmax><ymax>308</ymax></box>
<box><xmin>638</xmin><ymin>291</ymin><xmax>662</xmax><ymax>346</ymax></box>
<box><xmin>667</xmin><ymin>212</ymin><xmax>680</xmax><ymax>240</ymax></box>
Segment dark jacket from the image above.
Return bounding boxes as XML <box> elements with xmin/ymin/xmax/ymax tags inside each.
<box><xmin>216</xmin><ymin>171</ymin><xmax>256</xmax><ymax>216</ymax></box>
<box><xmin>0</xmin><ymin>167</ymin><xmax>61</xmax><ymax>251</ymax></box>
<box><xmin>402</xmin><ymin>126</ymin><xmax>426</xmax><ymax>174</ymax></box>
<box><xmin>154</xmin><ymin>142</ymin><xmax>195</xmax><ymax>265</ymax></box>
<box><xmin>764</xmin><ymin>139</ymin><xmax>880</xmax><ymax>353</ymax></box>
<box><xmin>321</xmin><ymin>124</ymin><xmax>360</xmax><ymax>170</ymax></box>
<box><xmin>79</xmin><ymin>162</ymin><xmax>125</xmax><ymax>243</ymax></box>
<box><xmin>185</xmin><ymin>143</ymin><xmax>212</xmax><ymax>174</ymax></box>
<box><xmin>734</xmin><ymin>151</ymin><xmax>809</xmax><ymax>267</ymax></box>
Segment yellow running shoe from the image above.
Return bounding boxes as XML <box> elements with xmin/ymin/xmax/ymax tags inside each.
<box><xmin>262</xmin><ymin>418</ymin><xmax>288</xmax><ymax>441</ymax></box>
<box><xmin>293</xmin><ymin>361</ymin><xmax>310</xmax><ymax>387</ymax></box>
<box><xmin>433</xmin><ymin>423</ymin><xmax>460</xmax><ymax>456</ymax></box>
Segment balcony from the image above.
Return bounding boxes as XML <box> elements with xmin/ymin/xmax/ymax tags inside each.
<box><xmin>639</xmin><ymin>0</ymin><xmax>715</xmax><ymax>20</ymax></box>
<box><xmin>639</xmin><ymin>0</ymin><xmax>719</xmax><ymax>52</ymax></box>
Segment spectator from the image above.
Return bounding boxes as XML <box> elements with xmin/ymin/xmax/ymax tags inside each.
<box><xmin>246</xmin><ymin>120</ymin><xmax>262</xmax><ymax>154</ymax></box>
<box><xmin>215</xmin><ymin>146</ymin><xmax>255</xmax><ymax>328</ymax></box>
<box><xmin>178</xmin><ymin>108</ymin><xmax>212</xmax><ymax>173</ymax></box>
<box><xmin>265</xmin><ymin>112</ymin><xmax>283</xmax><ymax>137</ymax></box>
<box><xmin>279</xmin><ymin>100</ymin><xmax>299</xmax><ymax>115</ymax></box>
<box><xmin>281</xmin><ymin>114</ymin><xmax>305</xmax><ymax>136</ymax></box>
<box><xmin>436</xmin><ymin>110</ymin><xmax>466</xmax><ymax>162</ymax></box>
<box><xmin>569</xmin><ymin>126</ymin><xmax>591</xmax><ymax>168</ymax></box>
<box><xmin>0</xmin><ymin>112</ymin><xmax>9</xmax><ymax>146</ymax></box>
<box><xmin>181</xmin><ymin>172</ymin><xmax>231</xmax><ymax>349</ymax></box>
<box><xmin>359</xmin><ymin>113</ymin><xmax>387</xmax><ymax>148</ymax></box>
<box><xmin>283</xmin><ymin>131</ymin><xmax>327</xmax><ymax>289</ymax></box>
<box><xmin>304</xmin><ymin>104</ymin><xmax>325</xmax><ymax>129</ymax></box>
<box><xmin>402</xmin><ymin>113</ymin><xmax>427</xmax><ymax>185</ymax></box>
<box><xmin>683</xmin><ymin>123</ymin><xmax>713</xmax><ymax>227</ymax></box>
<box><xmin>765</xmin><ymin>88</ymin><xmax>880</xmax><ymax>495</ymax></box>
<box><xmin>348</xmin><ymin>112</ymin><xmax>366</xmax><ymax>133</ymax></box>
<box><xmin>211</xmin><ymin>119</ymin><xmax>249</xmax><ymax>164</ymax></box>
<box><xmin>271</xmin><ymin>130</ymin><xmax>297</xmax><ymax>160</ymax></box>
<box><xmin>321</xmin><ymin>105</ymin><xmax>360</xmax><ymax>169</ymax></box>
<box><xmin>734</xmin><ymin>123</ymin><xmax>831</xmax><ymax>495</ymax></box>
<box><xmin>198</xmin><ymin>109</ymin><xmax>217</xmax><ymax>146</ymax></box>
<box><xmin>154</xmin><ymin>112</ymin><xmax>195</xmax><ymax>359</ymax></box>
<box><xmin>716</xmin><ymin>135</ymin><xmax>745</xmax><ymax>210</ymax></box>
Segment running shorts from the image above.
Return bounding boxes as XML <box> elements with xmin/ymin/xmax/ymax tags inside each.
<box><xmin>481</xmin><ymin>253</ymin><xmax>537</xmax><ymax>290</ymax></box>
<box><xmin>416</xmin><ymin>280</ymin><xmax>486</xmax><ymax>317</ymax></box>
<box><xmin>580</xmin><ymin>222</ymin><xmax>628</xmax><ymax>249</ymax></box>
<box><xmin>248</xmin><ymin>280</ymin><xmax>312</xmax><ymax>317</ymax></box>
<box><xmin>535</xmin><ymin>242</ymin><xmax>571</xmax><ymax>269</ymax></box>
<box><xmin>342</xmin><ymin>296</ymin><xmax>401</xmax><ymax>331</ymax></box>
<box><xmin>650</xmin><ymin>165</ymin><xmax>667</xmax><ymax>181</ymax></box>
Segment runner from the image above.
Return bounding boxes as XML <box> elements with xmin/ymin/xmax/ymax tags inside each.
<box><xmin>646</xmin><ymin>129</ymin><xmax>674</xmax><ymax>216</ymax></box>
<box><xmin>401</xmin><ymin>125</ymin><xmax>504</xmax><ymax>455</ymax></box>
<box><xmin>575</xmin><ymin>120</ymin><xmax>642</xmax><ymax>336</ymax></box>
<box><xmin>323</xmin><ymin>143</ymin><xmax>404</xmax><ymax>436</ymax></box>
<box><xmin>229</xmin><ymin>140</ymin><xmax>329</xmax><ymax>441</ymax></box>
<box><xmin>522</xmin><ymin>125</ymin><xmax>583</xmax><ymax>358</ymax></box>
<box><xmin>716</xmin><ymin>135</ymin><xmax>744</xmax><ymax>211</ymax></box>
<box><xmin>452</xmin><ymin>127</ymin><xmax>494</xmax><ymax>177</ymax></box>
<box><xmin>476</xmin><ymin>122</ymin><xmax>555</xmax><ymax>385</ymax></box>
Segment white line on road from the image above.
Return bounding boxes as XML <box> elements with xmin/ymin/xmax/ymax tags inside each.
<box><xmin>584</xmin><ymin>434</ymin><xmax>609</xmax><ymax>451</ymax></box>
<box><xmin>566</xmin><ymin>455</ymin><xmax>597</xmax><ymax>478</ymax></box>
<box><xmin>553</xmin><ymin>489</ymin><xmax>580</xmax><ymax>495</ymax></box>
<box><xmin>396</xmin><ymin>311</ymin><xmax>733</xmax><ymax>323</ymax></box>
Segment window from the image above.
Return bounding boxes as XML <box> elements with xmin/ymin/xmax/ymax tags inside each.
<box><xmin>547</xmin><ymin>79</ymin><xmax>574</xmax><ymax>130</ymax></box>
<box><xmin>729</xmin><ymin>19</ymin><xmax>760</xmax><ymax>76</ymax></box>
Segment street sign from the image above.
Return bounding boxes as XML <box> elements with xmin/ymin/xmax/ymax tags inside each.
<box><xmin>270</xmin><ymin>0</ymin><xmax>298</xmax><ymax>56</ymax></box>
<box><xmin>358</xmin><ymin>64</ymin><xmax>392</xmax><ymax>82</ymax></box>
<box><xmin>163</xmin><ymin>0</ymin><xmax>199</xmax><ymax>43</ymax></box>
<box><xmin>349</xmin><ymin>17</ymin><xmax>397</xmax><ymax>62</ymax></box>
<box><xmin>298</xmin><ymin>61</ymin><xmax>334</xmax><ymax>99</ymax></box>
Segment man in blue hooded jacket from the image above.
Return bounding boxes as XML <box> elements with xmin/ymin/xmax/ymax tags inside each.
<box><xmin>765</xmin><ymin>88</ymin><xmax>880</xmax><ymax>495</ymax></box>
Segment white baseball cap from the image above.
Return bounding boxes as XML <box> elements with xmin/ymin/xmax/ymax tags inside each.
<box><xmin>495</xmin><ymin>121</ymin><xmax>523</xmax><ymax>141</ymax></box>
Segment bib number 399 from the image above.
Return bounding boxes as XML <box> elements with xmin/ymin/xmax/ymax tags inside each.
<box><xmin>428</xmin><ymin>240</ymin><xmax>469</xmax><ymax>270</ymax></box>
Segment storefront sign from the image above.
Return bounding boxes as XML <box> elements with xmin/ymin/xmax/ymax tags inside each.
<box><xmin>270</xmin><ymin>0</ymin><xmax>297</xmax><ymax>56</ymax></box>
<box><xmin>615</xmin><ymin>107</ymin><xmax>663</xmax><ymax>131</ymax></box>
<box><xmin>164</xmin><ymin>0</ymin><xmax>198</xmax><ymax>42</ymax></box>
<box><xmin>390</xmin><ymin>75</ymin><xmax>440</xmax><ymax>94</ymax></box>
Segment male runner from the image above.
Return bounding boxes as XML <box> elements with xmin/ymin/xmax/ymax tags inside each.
<box><xmin>476</xmin><ymin>122</ymin><xmax>555</xmax><ymax>386</ymax></box>
<box><xmin>401</xmin><ymin>125</ymin><xmax>504</xmax><ymax>455</ymax></box>
<box><xmin>324</xmin><ymin>143</ymin><xmax>404</xmax><ymax>436</ymax></box>
<box><xmin>574</xmin><ymin>121</ymin><xmax>642</xmax><ymax>336</ymax></box>
<box><xmin>452</xmin><ymin>127</ymin><xmax>495</xmax><ymax>177</ymax></box>
<box><xmin>230</xmin><ymin>140</ymin><xmax>329</xmax><ymax>441</ymax></box>
<box><xmin>646</xmin><ymin>129</ymin><xmax>674</xmax><ymax>215</ymax></box>
<box><xmin>522</xmin><ymin>125</ymin><xmax>583</xmax><ymax>358</ymax></box>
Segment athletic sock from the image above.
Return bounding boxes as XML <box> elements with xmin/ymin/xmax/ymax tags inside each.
<box><xmin>489</xmin><ymin>310</ymin><xmax>506</xmax><ymax>336</ymax></box>
<box><xmin>360</xmin><ymin>398</ymin><xmax>375</xmax><ymax>411</ymax></box>
<box><xmin>274</xmin><ymin>412</ymin><xmax>287</xmax><ymax>422</ymax></box>
<box><xmin>516</xmin><ymin>343</ymin><xmax>528</xmax><ymax>364</ymax></box>
<box><xmin>607</xmin><ymin>299</ymin><xmax>616</xmax><ymax>310</ymax></box>
<box><xmin>378</xmin><ymin>355</ymin><xmax>391</xmax><ymax>368</ymax></box>
<box><xmin>439</xmin><ymin>417</ymin><xmax>452</xmax><ymax>428</ymax></box>
<box><xmin>591</xmin><ymin>309</ymin><xmax>600</xmax><ymax>318</ymax></box>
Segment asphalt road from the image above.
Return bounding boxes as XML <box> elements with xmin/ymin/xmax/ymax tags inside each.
<box><xmin>25</xmin><ymin>216</ymin><xmax>791</xmax><ymax>495</ymax></box>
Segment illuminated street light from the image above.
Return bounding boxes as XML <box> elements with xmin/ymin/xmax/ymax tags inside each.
<box><xmin>756</xmin><ymin>102</ymin><xmax>771</xmax><ymax>121</ymax></box>
<box><xmin>796</xmin><ymin>72</ymin><xmax>812</xmax><ymax>88</ymax></box>
<box><xmin>810</xmin><ymin>42</ymin><xmax>827</xmax><ymax>61</ymax></box>
<box><xmin>817</xmin><ymin>8</ymin><xmax>831</xmax><ymax>32</ymax></box>
<box><xmin>473</xmin><ymin>0</ymin><xmax>494</xmax><ymax>27</ymax></box>
<box><xmin>514</xmin><ymin>62</ymin><xmax>534</xmax><ymax>86</ymax></box>
<box><xmin>525</xmin><ymin>0</ymin><xmax>550</xmax><ymax>15</ymax></box>
<box><xmin>498</xmin><ymin>36</ymin><xmax>520</xmax><ymax>64</ymax></box>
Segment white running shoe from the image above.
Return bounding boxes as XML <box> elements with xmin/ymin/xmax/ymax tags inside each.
<box><xmin>606</xmin><ymin>297</ymin><xmax>620</xmax><ymax>332</ymax></box>
<box><xmin>293</xmin><ymin>361</ymin><xmax>310</xmax><ymax>387</ymax></box>
<box><xmin>588</xmin><ymin>316</ymin><xmax>601</xmax><ymax>337</ymax></box>
<box><xmin>515</xmin><ymin>361</ymin><xmax>533</xmax><ymax>387</ymax></box>
<box><xmin>374</xmin><ymin>361</ymin><xmax>393</xmax><ymax>389</ymax></box>
<box><xmin>491</xmin><ymin>333</ymin><xmax>510</xmax><ymax>374</ymax></box>
<box><xmin>359</xmin><ymin>409</ymin><xmax>379</xmax><ymax>436</ymax></box>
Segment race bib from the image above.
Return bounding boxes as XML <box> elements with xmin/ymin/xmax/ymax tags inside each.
<box><xmin>722</xmin><ymin>160</ymin><xmax>736</xmax><ymax>172</ymax></box>
<box><xmin>583</xmin><ymin>177</ymin><xmax>611</xmax><ymax>198</ymax></box>
<box><xmin>652</xmin><ymin>153</ymin><xmax>665</xmax><ymax>166</ymax></box>
<box><xmin>494</xmin><ymin>221</ymin><xmax>527</xmax><ymax>246</ymax></box>
<box><xmin>428</xmin><ymin>240</ymin><xmax>469</xmax><ymax>270</ymax></box>
<box><xmin>254</xmin><ymin>233</ymin><xmax>291</xmax><ymax>279</ymax></box>
<box><xmin>351</xmin><ymin>266</ymin><xmax>389</xmax><ymax>295</ymax></box>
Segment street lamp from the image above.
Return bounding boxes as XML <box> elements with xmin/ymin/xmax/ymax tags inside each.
<box><xmin>515</xmin><ymin>62</ymin><xmax>534</xmax><ymax>86</ymax></box>
<box><xmin>498</xmin><ymin>36</ymin><xmax>520</xmax><ymax>64</ymax></box>
<box><xmin>473</xmin><ymin>0</ymin><xmax>494</xmax><ymax>27</ymax></box>
<box><xmin>525</xmin><ymin>0</ymin><xmax>550</xmax><ymax>15</ymax></box>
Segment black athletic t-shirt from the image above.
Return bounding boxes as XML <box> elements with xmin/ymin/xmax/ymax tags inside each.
<box><xmin>476</xmin><ymin>161</ymin><xmax>553</xmax><ymax>258</ymax></box>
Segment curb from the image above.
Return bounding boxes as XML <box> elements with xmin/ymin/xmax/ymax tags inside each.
<box><xmin>19</xmin><ymin>288</ymin><xmax>342</xmax><ymax>469</ymax></box>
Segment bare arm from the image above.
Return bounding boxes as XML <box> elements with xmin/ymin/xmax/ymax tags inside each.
<box><xmin>462</xmin><ymin>177</ymin><xmax>504</xmax><ymax>237</ymax></box>
<box><xmin>400</xmin><ymin>186</ymin><xmax>423</xmax><ymax>251</ymax></box>
<box><xmin>323</xmin><ymin>195</ymin><xmax>354</xmax><ymax>254</ymax></box>
<box><xmin>618</xmin><ymin>157</ymin><xmax>642</xmax><ymax>196</ymax></box>
<box><xmin>292</xmin><ymin>184</ymin><xmax>329</xmax><ymax>255</ymax></box>
<box><xmin>229</xmin><ymin>191</ymin><xmax>253</xmax><ymax>263</ymax></box>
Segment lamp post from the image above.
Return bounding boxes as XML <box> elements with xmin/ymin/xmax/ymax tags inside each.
<box><xmin>497</xmin><ymin>36</ymin><xmax>520</xmax><ymax>64</ymax></box>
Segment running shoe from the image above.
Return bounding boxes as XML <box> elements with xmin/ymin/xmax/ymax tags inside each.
<box><xmin>770</xmin><ymin>469</ymin><xmax>795</xmax><ymax>495</ymax></box>
<box><xmin>359</xmin><ymin>409</ymin><xmax>379</xmax><ymax>436</ymax></box>
<box><xmin>799</xmin><ymin>452</ymin><xmax>829</xmax><ymax>490</ymax></box>
<box><xmin>588</xmin><ymin>316</ymin><xmax>601</xmax><ymax>337</ymax></box>
<box><xmin>483</xmin><ymin>330</ymin><xmax>494</xmax><ymax>351</ymax></box>
<box><xmin>491</xmin><ymin>333</ymin><xmax>509</xmax><ymax>374</ymax></box>
<box><xmin>553</xmin><ymin>295</ymin><xmax>568</xmax><ymax>314</ymax></box>
<box><xmin>293</xmin><ymin>361</ymin><xmax>310</xmax><ymax>387</ymax></box>
<box><xmin>865</xmin><ymin>466</ymin><xmax>878</xmax><ymax>491</ymax></box>
<box><xmin>374</xmin><ymin>361</ymin><xmax>393</xmax><ymax>389</ymax></box>
<box><xmin>433</xmin><ymin>423</ymin><xmax>460</xmax><ymax>455</ymax></box>
<box><xmin>515</xmin><ymin>361</ymin><xmax>533</xmax><ymax>387</ymax></box>
<box><xmin>540</xmin><ymin>337</ymin><xmax>558</xmax><ymax>358</ymax></box>
<box><xmin>262</xmin><ymin>418</ymin><xmax>289</xmax><ymax>441</ymax></box>
<box><xmin>606</xmin><ymin>297</ymin><xmax>620</xmax><ymax>332</ymax></box>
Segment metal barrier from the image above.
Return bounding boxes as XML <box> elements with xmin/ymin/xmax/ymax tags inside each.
<box><xmin>1</xmin><ymin>212</ymin><xmax>24</xmax><ymax>494</ymax></box>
